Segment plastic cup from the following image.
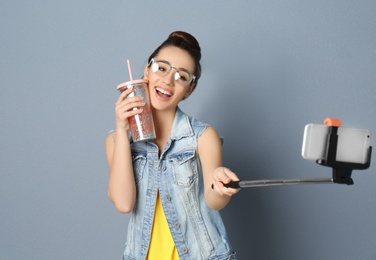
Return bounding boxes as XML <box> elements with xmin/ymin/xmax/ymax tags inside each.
<box><xmin>117</xmin><ymin>79</ymin><xmax>156</xmax><ymax>142</ymax></box>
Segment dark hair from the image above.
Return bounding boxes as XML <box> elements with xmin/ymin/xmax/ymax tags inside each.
<box><xmin>148</xmin><ymin>31</ymin><xmax>202</xmax><ymax>89</ymax></box>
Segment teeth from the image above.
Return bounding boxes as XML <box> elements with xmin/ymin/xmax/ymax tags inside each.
<box><xmin>156</xmin><ymin>87</ymin><xmax>172</xmax><ymax>96</ymax></box>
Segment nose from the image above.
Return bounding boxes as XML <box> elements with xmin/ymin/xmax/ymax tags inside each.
<box><xmin>162</xmin><ymin>69</ymin><xmax>176</xmax><ymax>86</ymax></box>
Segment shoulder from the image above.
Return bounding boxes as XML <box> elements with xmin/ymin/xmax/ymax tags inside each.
<box><xmin>105</xmin><ymin>130</ymin><xmax>133</xmax><ymax>146</ymax></box>
<box><xmin>198</xmin><ymin>126</ymin><xmax>222</xmax><ymax>147</ymax></box>
<box><xmin>189</xmin><ymin>115</ymin><xmax>209</xmax><ymax>128</ymax></box>
<box><xmin>182</xmin><ymin>112</ymin><xmax>222</xmax><ymax>144</ymax></box>
<box><xmin>106</xmin><ymin>130</ymin><xmax>116</xmax><ymax>144</ymax></box>
<box><xmin>185</xmin><ymin>113</ymin><xmax>210</xmax><ymax>137</ymax></box>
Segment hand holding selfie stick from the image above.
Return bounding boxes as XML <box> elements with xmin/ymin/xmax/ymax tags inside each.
<box><xmin>225</xmin><ymin>118</ymin><xmax>372</xmax><ymax>189</ymax></box>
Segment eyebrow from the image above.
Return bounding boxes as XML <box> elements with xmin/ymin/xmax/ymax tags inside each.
<box><xmin>156</xmin><ymin>59</ymin><xmax>193</xmax><ymax>74</ymax></box>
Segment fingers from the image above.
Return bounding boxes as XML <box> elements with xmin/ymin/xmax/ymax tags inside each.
<box><xmin>212</xmin><ymin>167</ymin><xmax>240</xmax><ymax>196</ymax></box>
<box><xmin>116</xmin><ymin>95</ymin><xmax>145</xmax><ymax>113</ymax></box>
<box><xmin>115</xmin><ymin>88</ymin><xmax>146</xmax><ymax>129</ymax></box>
<box><xmin>213</xmin><ymin>167</ymin><xmax>239</xmax><ymax>184</ymax></box>
<box><xmin>116</xmin><ymin>87</ymin><xmax>136</xmax><ymax>105</ymax></box>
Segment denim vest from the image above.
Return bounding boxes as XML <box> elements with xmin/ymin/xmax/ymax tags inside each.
<box><xmin>122</xmin><ymin>107</ymin><xmax>236</xmax><ymax>260</ymax></box>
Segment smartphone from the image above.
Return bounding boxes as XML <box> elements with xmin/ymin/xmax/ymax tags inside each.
<box><xmin>302</xmin><ymin>124</ymin><xmax>371</xmax><ymax>164</ymax></box>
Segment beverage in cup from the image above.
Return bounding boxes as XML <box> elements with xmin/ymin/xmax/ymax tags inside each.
<box><xmin>117</xmin><ymin>79</ymin><xmax>156</xmax><ymax>142</ymax></box>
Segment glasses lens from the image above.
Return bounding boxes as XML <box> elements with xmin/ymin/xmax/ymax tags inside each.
<box><xmin>174</xmin><ymin>70</ymin><xmax>191</xmax><ymax>86</ymax></box>
<box><xmin>151</xmin><ymin>61</ymin><xmax>170</xmax><ymax>76</ymax></box>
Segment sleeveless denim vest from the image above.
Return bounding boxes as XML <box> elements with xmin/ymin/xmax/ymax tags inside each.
<box><xmin>122</xmin><ymin>107</ymin><xmax>236</xmax><ymax>260</ymax></box>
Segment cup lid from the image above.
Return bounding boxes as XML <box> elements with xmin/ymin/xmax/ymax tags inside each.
<box><xmin>117</xmin><ymin>79</ymin><xmax>149</xmax><ymax>90</ymax></box>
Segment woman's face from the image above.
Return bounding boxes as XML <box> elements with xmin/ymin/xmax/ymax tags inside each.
<box><xmin>144</xmin><ymin>46</ymin><xmax>196</xmax><ymax>112</ymax></box>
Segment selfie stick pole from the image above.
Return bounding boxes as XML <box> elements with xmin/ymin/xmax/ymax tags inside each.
<box><xmin>224</xmin><ymin>178</ymin><xmax>334</xmax><ymax>188</ymax></box>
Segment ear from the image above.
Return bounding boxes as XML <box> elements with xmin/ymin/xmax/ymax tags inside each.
<box><xmin>184</xmin><ymin>83</ymin><xmax>196</xmax><ymax>98</ymax></box>
<box><xmin>143</xmin><ymin>64</ymin><xmax>150</xmax><ymax>80</ymax></box>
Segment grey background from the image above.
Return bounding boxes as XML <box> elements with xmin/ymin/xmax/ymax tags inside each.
<box><xmin>1</xmin><ymin>1</ymin><xmax>375</xmax><ymax>259</ymax></box>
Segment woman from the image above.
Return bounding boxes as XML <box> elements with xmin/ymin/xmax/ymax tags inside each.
<box><xmin>106</xmin><ymin>31</ymin><xmax>240</xmax><ymax>260</ymax></box>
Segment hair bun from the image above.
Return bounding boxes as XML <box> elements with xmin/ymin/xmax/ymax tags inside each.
<box><xmin>169</xmin><ymin>31</ymin><xmax>199</xmax><ymax>45</ymax></box>
<box><xmin>168</xmin><ymin>31</ymin><xmax>201</xmax><ymax>60</ymax></box>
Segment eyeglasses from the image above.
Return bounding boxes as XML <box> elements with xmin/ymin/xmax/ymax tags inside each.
<box><xmin>149</xmin><ymin>58</ymin><xmax>196</xmax><ymax>87</ymax></box>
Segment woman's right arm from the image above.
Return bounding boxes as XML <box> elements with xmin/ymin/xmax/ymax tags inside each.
<box><xmin>105</xmin><ymin>88</ymin><xmax>145</xmax><ymax>213</ymax></box>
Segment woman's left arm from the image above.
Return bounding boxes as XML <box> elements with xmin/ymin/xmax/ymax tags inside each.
<box><xmin>198</xmin><ymin>126</ymin><xmax>240</xmax><ymax>210</ymax></box>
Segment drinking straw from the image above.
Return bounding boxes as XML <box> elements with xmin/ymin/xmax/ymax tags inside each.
<box><xmin>127</xmin><ymin>59</ymin><xmax>133</xmax><ymax>81</ymax></box>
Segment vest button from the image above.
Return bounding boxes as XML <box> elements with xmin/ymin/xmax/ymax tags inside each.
<box><xmin>162</xmin><ymin>166</ymin><xmax>167</xmax><ymax>171</ymax></box>
<box><xmin>166</xmin><ymin>195</ymin><xmax>172</xmax><ymax>201</ymax></box>
<box><xmin>182</xmin><ymin>247</ymin><xmax>188</xmax><ymax>253</ymax></box>
<box><xmin>175</xmin><ymin>222</ymin><xmax>181</xmax><ymax>228</ymax></box>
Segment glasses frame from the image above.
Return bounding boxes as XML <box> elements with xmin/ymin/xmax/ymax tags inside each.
<box><xmin>149</xmin><ymin>58</ymin><xmax>196</xmax><ymax>87</ymax></box>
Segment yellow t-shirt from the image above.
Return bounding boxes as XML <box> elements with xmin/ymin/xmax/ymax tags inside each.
<box><xmin>147</xmin><ymin>192</ymin><xmax>179</xmax><ymax>260</ymax></box>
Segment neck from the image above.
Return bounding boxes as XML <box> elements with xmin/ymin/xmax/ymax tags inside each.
<box><xmin>152</xmin><ymin>108</ymin><xmax>176</xmax><ymax>149</ymax></box>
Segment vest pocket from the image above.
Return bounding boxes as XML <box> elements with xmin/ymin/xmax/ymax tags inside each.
<box><xmin>131</xmin><ymin>151</ymin><xmax>147</xmax><ymax>183</ymax></box>
<box><xmin>169</xmin><ymin>149</ymin><xmax>197</xmax><ymax>186</ymax></box>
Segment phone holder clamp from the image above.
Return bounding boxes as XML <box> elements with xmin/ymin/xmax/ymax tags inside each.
<box><xmin>316</xmin><ymin>119</ymin><xmax>372</xmax><ymax>185</ymax></box>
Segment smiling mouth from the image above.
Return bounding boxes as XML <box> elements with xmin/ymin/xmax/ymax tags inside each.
<box><xmin>156</xmin><ymin>87</ymin><xmax>172</xmax><ymax>97</ymax></box>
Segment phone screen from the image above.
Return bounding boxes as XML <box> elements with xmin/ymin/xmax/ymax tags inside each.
<box><xmin>302</xmin><ymin>124</ymin><xmax>371</xmax><ymax>164</ymax></box>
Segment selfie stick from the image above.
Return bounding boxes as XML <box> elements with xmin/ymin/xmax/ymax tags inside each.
<box><xmin>224</xmin><ymin>118</ymin><xmax>372</xmax><ymax>189</ymax></box>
